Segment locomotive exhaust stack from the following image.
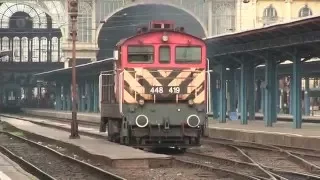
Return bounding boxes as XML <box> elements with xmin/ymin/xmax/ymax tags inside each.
<box><xmin>136</xmin><ymin>20</ymin><xmax>186</xmax><ymax>34</ymax></box>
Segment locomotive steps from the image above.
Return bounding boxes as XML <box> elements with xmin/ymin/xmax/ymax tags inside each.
<box><xmin>0</xmin><ymin>115</ymin><xmax>172</xmax><ymax>169</ymax></box>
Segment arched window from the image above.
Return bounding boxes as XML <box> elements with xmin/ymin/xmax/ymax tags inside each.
<box><xmin>40</xmin><ymin>37</ymin><xmax>48</xmax><ymax>62</ymax></box>
<box><xmin>1</xmin><ymin>37</ymin><xmax>9</xmax><ymax>62</ymax></box>
<box><xmin>32</xmin><ymin>37</ymin><xmax>39</xmax><ymax>62</ymax></box>
<box><xmin>77</xmin><ymin>2</ymin><xmax>92</xmax><ymax>42</ymax></box>
<box><xmin>51</xmin><ymin>37</ymin><xmax>59</xmax><ymax>62</ymax></box>
<box><xmin>21</xmin><ymin>37</ymin><xmax>28</xmax><ymax>62</ymax></box>
<box><xmin>2</xmin><ymin>37</ymin><xmax>9</xmax><ymax>50</ymax></box>
<box><xmin>13</xmin><ymin>37</ymin><xmax>20</xmax><ymax>62</ymax></box>
<box><xmin>263</xmin><ymin>5</ymin><xmax>278</xmax><ymax>25</ymax></box>
<box><xmin>213</xmin><ymin>5</ymin><xmax>235</xmax><ymax>35</ymax></box>
<box><xmin>0</xmin><ymin>3</ymin><xmax>48</xmax><ymax>29</ymax></box>
<box><xmin>299</xmin><ymin>5</ymin><xmax>312</xmax><ymax>17</ymax></box>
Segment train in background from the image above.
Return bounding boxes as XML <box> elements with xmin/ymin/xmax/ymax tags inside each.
<box><xmin>99</xmin><ymin>20</ymin><xmax>210</xmax><ymax>149</ymax></box>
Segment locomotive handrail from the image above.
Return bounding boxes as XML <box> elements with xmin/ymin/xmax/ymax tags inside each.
<box><xmin>206</xmin><ymin>58</ymin><xmax>213</xmax><ymax>114</ymax></box>
<box><xmin>99</xmin><ymin>73</ymin><xmax>102</xmax><ymax>111</ymax></box>
<box><xmin>118</xmin><ymin>71</ymin><xmax>124</xmax><ymax>115</ymax></box>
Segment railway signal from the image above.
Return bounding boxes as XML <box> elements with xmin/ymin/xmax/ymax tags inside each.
<box><xmin>68</xmin><ymin>0</ymin><xmax>80</xmax><ymax>139</ymax></box>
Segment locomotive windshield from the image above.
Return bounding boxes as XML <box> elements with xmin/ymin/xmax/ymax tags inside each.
<box><xmin>159</xmin><ymin>46</ymin><xmax>170</xmax><ymax>63</ymax></box>
<box><xmin>175</xmin><ymin>46</ymin><xmax>201</xmax><ymax>63</ymax></box>
<box><xmin>128</xmin><ymin>46</ymin><xmax>154</xmax><ymax>63</ymax></box>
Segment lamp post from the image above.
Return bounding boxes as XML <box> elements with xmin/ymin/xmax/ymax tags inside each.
<box><xmin>68</xmin><ymin>0</ymin><xmax>80</xmax><ymax>139</ymax></box>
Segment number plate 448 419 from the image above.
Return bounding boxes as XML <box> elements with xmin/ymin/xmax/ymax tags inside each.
<box><xmin>147</xmin><ymin>86</ymin><xmax>185</xmax><ymax>94</ymax></box>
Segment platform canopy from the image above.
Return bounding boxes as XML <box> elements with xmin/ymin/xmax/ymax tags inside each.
<box><xmin>205</xmin><ymin>15</ymin><xmax>320</xmax><ymax>66</ymax></box>
<box><xmin>34</xmin><ymin>58</ymin><xmax>114</xmax><ymax>81</ymax></box>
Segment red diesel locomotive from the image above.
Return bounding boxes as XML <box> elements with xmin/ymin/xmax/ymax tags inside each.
<box><xmin>99</xmin><ymin>20</ymin><xmax>209</xmax><ymax>149</ymax></box>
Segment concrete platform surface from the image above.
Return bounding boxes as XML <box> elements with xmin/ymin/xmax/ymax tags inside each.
<box><xmin>23</xmin><ymin>108</ymin><xmax>320</xmax><ymax>123</ymax></box>
<box><xmin>0</xmin><ymin>151</ymin><xmax>38</xmax><ymax>180</ymax></box>
<box><xmin>207</xmin><ymin>120</ymin><xmax>320</xmax><ymax>150</ymax></box>
<box><xmin>255</xmin><ymin>113</ymin><xmax>320</xmax><ymax>121</ymax></box>
<box><xmin>1</xmin><ymin>113</ymin><xmax>104</xmax><ymax>137</ymax></box>
<box><xmin>1</xmin><ymin>117</ymin><xmax>171</xmax><ymax>168</ymax></box>
<box><xmin>20</xmin><ymin>108</ymin><xmax>320</xmax><ymax>150</ymax></box>
<box><xmin>22</xmin><ymin>108</ymin><xmax>100</xmax><ymax>123</ymax></box>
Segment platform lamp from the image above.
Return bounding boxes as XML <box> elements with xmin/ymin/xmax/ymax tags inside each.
<box><xmin>68</xmin><ymin>0</ymin><xmax>80</xmax><ymax>139</ymax></box>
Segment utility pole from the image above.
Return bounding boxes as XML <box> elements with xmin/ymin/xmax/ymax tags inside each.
<box><xmin>68</xmin><ymin>0</ymin><xmax>80</xmax><ymax>139</ymax></box>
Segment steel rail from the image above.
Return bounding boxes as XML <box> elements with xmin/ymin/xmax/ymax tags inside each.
<box><xmin>202</xmin><ymin>138</ymin><xmax>320</xmax><ymax>179</ymax></box>
<box><xmin>174</xmin><ymin>158</ymin><xmax>260</xmax><ymax>180</ymax></box>
<box><xmin>0</xmin><ymin>131</ymin><xmax>126</xmax><ymax>180</ymax></box>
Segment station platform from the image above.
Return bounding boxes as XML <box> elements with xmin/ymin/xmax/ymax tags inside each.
<box><xmin>22</xmin><ymin>108</ymin><xmax>100</xmax><ymax>123</ymax></box>
<box><xmin>0</xmin><ymin>117</ymin><xmax>172</xmax><ymax>169</ymax></box>
<box><xmin>19</xmin><ymin>108</ymin><xmax>320</xmax><ymax>151</ymax></box>
<box><xmin>207</xmin><ymin>120</ymin><xmax>320</xmax><ymax>151</ymax></box>
<box><xmin>0</xmin><ymin>151</ymin><xmax>38</xmax><ymax>180</ymax></box>
<box><xmin>22</xmin><ymin>108</ymin><xmax>320</xmax><ymax>123</ymax></box>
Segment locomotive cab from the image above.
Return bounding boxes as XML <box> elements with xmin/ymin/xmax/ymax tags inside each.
<box><xmin>100</xmin><ymin>20</ymin><xmax>208</xmax><ymax>149</ymax></box>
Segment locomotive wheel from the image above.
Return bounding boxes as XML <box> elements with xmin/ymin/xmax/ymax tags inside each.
<box><xmin>108</xmin><ymin>119</ymin><xmax>121</xmax><ymax>143</ymax></box>
<box><xmin>120</xmin><ymin>137</ymin><xmax>129</xmax><ymax>145</ymax></box>
<box><xmin>180</xmin><ymin>148</ymin><xmax>186</xmax><ymax>153</ymax></box>
<box><xmin>99</xmin><ymin>118</ymin><xmax>107</xmax><ymax>132</ymax></box>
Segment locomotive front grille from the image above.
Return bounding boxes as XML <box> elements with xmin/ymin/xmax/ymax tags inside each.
<box><xmin>123</xmin><ymin>68</ymin><xmax>205</xmax><ymax>104</ymax></box>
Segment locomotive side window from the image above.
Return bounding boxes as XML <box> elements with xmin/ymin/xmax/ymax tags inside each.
<box><xmin>159</xmin><ymin>46</ymin><xmax>170</xmax><ymax>63</ymax></box>
<box><xmin>175</xmin><ymin>47</ymin><xmax>201</xmax><ymax>63</ymax></box>
<box><xmin>128</xmin><ymin>46</ymin><xmax>154</xmax><ymax>63</ymax></box>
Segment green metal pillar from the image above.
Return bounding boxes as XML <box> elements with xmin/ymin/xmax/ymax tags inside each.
<box><xmin>62</xmin><ymin>84</ymin><xmax>67</xmax><ymax>111</ymax></box>
<box><xmin>86</xmin><ymin>80</ymin><xmax>92</xmax><ymax>112</ymax></box>
<box><xmin>256</xmin><ymin>80</ymin><xmax>261</xmax><ymax>112</ymax></box>
<box><xmin>264</xmin><ymin>59</ymin><xmax>276</xmax><ymax>127</ymax></box>
<box><xmin>79</xmin><ymin>82</ymin><xmax>85</xmax><ymax>112</ymax></box>
<box><xmin>237</xmin><ymin>76</ymin><xmax>241</xmax><ymax>113</ymax></box>
<box><xmin>273</xmin><ymin>67</ymin><xmax>279</xmax><ymax>123</ymax></box>
<box><xmin>260</xmin><ymin>81</ymin><xmax>265</xmax><ymax>114</ymax></box>
<box><xmin>55</xmin><ymin>84</ymin><xmax>62</xmax><ymax>111</ymax></box>
<box><xmin>292</xmin><ymin>56</ymin><xmax>302</xmax><ymax>128</ymax></box>
<box><xmin>66</xmin><ymin>84</ymin><xmax>71</xmax><ymax>111</ymax></box>
<box><xmin>240</xmin><ymin>62</ymin><xmax>248</xmax><ymax>124</ymax></box>
<box><xmin>304</xmin><ymin>77</ymin><xmax>310</xmax><ymax>116</ymax></box>
<box><xmin>289</xmin><ymin>83</ymin><xmax>293</xmax><ymax>114</ymax></box>
<box><xmin>247</xmin><ymin>64</ymin><xmax>255</xmax><ymax>120</ymax></box>
<box><xmin>93</xmin><ymin>79</ymin><xmax>99</xmax><ymax>113</ymax></box>
<box><xmin>228</xmin><ymin>69</ymin><xmax>236</xmax><ymax>113</ymax></box>
<box><xmin>211</xmin><ymin>74</ymin><xmax>219</xmax><ymax>118</ymax></box>
<box><xmin>218</xmin><ymin>64</ymin><xmax>226</xmax><ymax>123</ymax></box>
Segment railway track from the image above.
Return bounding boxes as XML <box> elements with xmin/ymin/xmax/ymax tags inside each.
<box><xmin>0</xmin><ymin>131</ymin><xmax>125</xmax><ymax>180</ymax></box>
<box><xmin>1</xmin><ymin>114</ymin><xmax>264</xmax><ymax>180</ymax></box>
<box><xmin>2</xmin><ymin>113</ymin><xmax>320</xmax><ymax>179</ymax></box>
<box><xmin>201</xmin><ymin>138</ymin><xmax>320</xmax><ymax>180</ymax></box>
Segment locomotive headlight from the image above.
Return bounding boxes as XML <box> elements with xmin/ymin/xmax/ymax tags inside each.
<box><xmin>188</xmin><ymin>99</ymin><xmax>194</xmax><ymax>106</ymax></box>
<box><xmin>162</xmin><ymin>35</ymin><xmax>168</xmax><ymax>42</ymax></box>
<box><xmin>138</xmin><ymin>99</ymin><xmax>145</xmax><ymax>106</ymax></box>
<box><xmin>187</xmin><ymin>114</ymin><xmax>200</xmax><ymax>128</ymax></box>
<box><xmin>136</xmin><ymin>115</ymin><xmax>149</xmax><ymax>128</ymax></box>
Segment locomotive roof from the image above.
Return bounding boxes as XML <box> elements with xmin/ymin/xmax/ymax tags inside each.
<box><xmin>115</xmin><ymin>30</ymin><xmax>204</xmax><ymax>47</ymax></box>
